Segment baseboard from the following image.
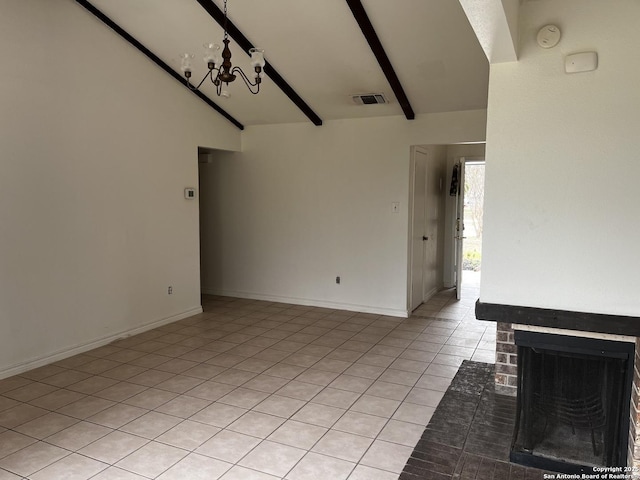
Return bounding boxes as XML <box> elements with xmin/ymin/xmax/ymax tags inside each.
<box><xmin>202</xmin><ymin>288</ymin><xmax>408</xmax><ymax>318</ymax></box>
<box><xmin>423</xmin><ymin>286</ymin><xmax>440</xmax><ymax>303</ymax></box>
<box><xmin>0</xmin><ymin>306</ymin><xmax>203</xmax><ymax>380</ymax></box>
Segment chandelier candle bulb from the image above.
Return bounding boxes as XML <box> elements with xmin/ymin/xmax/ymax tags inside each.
<box><xmin>180</xmin><ymin>53</ymin><xmax>194</xmax><ymax>76</ymax></box>
<box><xmin>249</xmin><ymin>48</ymin><xmax>265</xmax><ymax>68</ymax></box>
<box><xmin>203</xmin><ymin>43</ymin><xmax>221</xmax><ymax>67</ymax></box>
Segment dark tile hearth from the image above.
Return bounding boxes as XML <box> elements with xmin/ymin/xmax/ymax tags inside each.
<box><xmin>400</xmin><ymin>361</ymin><xmax>552</xmax><ymax>479</ymax></box>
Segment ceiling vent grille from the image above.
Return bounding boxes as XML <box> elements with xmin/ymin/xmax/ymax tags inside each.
<box><xmin>352</xmin><ymin>93</ymin><xmax>388</xmax><ymax>105</ymax></box>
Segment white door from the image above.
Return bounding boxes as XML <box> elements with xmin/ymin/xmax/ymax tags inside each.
<box><xmin>423</xmin><ymin>156</ymin><xmax>440</xmax><ymax>300</ymax></box>
<box><xmin>410</xmin><ymin>148</ymin><xmax>428</xmax><ymax>311</ymax></box>
<box><xmin>454</xmin><ymin>159</ymin><xmax>466</xmax><ymax>300</ymax></box>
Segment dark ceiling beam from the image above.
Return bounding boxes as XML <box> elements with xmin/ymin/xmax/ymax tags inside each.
<box><xmin>345</xmin><ymin>0</ymin><xmax>415</xmax><ymax>120</ymax></box>
<box><xmin>194</xmin><ymin>0</ymin><xmax>323</xmax><ymax>126</ymax></box>
<box><xmin>75</xmin><ymin>0</ymin><xmax>244</xmax><ymax>130</ymax></box>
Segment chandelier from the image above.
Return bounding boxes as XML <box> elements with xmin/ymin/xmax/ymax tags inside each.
<box><xmin>180</xmin><ymin>0</ymin><xmax>265</xmax><ymax>96</ymax></box>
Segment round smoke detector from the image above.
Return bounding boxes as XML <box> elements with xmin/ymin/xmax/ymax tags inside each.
<box><xmin>537</xmin><ymin>24</ymin><xmax>561</xmax><ymax>49</ymax></box>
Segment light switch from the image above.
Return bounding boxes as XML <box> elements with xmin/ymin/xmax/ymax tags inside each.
<box><xmin>392</xmin><ymin>202</ymin><xmax>400</xmax><ymax>213</ymax></box>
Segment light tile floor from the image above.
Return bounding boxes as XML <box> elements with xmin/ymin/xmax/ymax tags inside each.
<box><xmin>0</xmin><ymin>273</ymin><xmax>494</xmax><ymax>479</ymax></box>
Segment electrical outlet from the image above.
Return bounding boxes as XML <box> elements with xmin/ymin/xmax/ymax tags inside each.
<box><xmin>168</xmin><ymin>286</ymin><xmax>173</xmax><ymax>295</ymax></box>
<box><xmin>336</xmin><ymin>276</ymin><xmax>341</xmax><ymax>284</ymax></box>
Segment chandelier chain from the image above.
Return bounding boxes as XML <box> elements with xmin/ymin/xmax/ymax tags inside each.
<box><xmin>223</xmin><ymin>0</ymin><xmax>229</xmax><ymax>41</ymax></box>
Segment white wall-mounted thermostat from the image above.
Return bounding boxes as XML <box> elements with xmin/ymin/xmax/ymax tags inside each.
<box><xmin>184</xmin><ymin>188</ymin><xmax>196</xmax><ymax>199</ymax></box>
<box><xmin>537</xmin><ymin>24</ymin><xmax>561</xmax><ymax>49</ymax></box>
<box><xmin>565</xmin><ymin>52</ymin><xmax>598</xmax><ymax>74</ymax></box>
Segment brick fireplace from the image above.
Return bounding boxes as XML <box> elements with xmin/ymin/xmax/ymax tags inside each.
<box><xmin>476</xmin><ymin>302</ymin><xmax>640</xmax><ymax>472</ymax></box>
<box><xmin>495</xmin><ymin>322</ymin><xmax>517</xmax><ymax>396</ymax></box>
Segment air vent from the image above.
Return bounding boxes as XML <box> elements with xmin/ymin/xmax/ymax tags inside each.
<box><xmin>352</xmin><ymin>93</ymin><xmax>388</xmax><ymax>105</ymax></box>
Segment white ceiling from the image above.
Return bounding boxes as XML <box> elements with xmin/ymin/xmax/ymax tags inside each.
<box><xmin>89</xmin><ymin>0</ymin><xmax>489</xmax><ymax>127</ymax></box>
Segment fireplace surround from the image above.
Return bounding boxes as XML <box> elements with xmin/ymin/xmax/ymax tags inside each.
<box><xmin>476</xmin><ymin>301</ymin><xmax>640</xmax><ymax>472</ymax></box>
<box><xmin>511</xmin><ymin>331</ymin><xmax>634</xmax><ymax>473</ymax></box>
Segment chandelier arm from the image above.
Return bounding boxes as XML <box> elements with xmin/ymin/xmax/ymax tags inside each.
<box><xmin>231</xmin><ymin>66</ymin><xmax>261</xmax><ymax>94</ymax></box>
<box><xmin>194</xmin><ymin>71</ymin><xmax>212</xmax><ymax>90</ymax></box>
<box><xmin>209</xmin><ymin>68</ymin><xmax>221</xmax><ymax>85</ymax></box>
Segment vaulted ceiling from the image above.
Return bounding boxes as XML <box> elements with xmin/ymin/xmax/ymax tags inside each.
<box><xmin>84</xmin><ymin>0</ymin><xmax>490</xmax><ymax>129</ymax></box>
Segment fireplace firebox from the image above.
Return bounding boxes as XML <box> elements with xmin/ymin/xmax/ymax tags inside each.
<box><xmin>511</xmin><ymin>331</ymin><xmax>634</xmax><ymax>473</ymax></box>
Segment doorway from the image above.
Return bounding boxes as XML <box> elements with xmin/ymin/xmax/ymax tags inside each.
<box><xmin>197</xmin><ymin>147</ymin><xmax>224</xmax><ymax>297</ymax></box>
<box><xmin>454</xmin><ymin>158</ymin><xmax>485</xmax><ymax>299</ymax></box>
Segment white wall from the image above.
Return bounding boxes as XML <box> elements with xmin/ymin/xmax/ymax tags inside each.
<box><xmin>480</xmin><ymin>0</ymin><xmax>640</xmax><ymax>316</ymax></box>
<box><xmin>0</xmin><ymin>0</ymin><xmax>241</xmax><ymax>377</ymax></box>
<box><xmin>200</xmin><ymin>111</ymin><xmax>486</xmax><ymax>316</ymax></box>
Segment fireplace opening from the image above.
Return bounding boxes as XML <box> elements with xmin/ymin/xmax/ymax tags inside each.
<box><xmin>511</xmin><ymin>331</ymin><xmax>634</xmax><ymax>474</ymax></box>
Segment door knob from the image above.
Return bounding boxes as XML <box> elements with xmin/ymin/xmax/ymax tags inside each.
<box><xmin>422</xmin><ymin>236</ymin><xmax>429</xmax><ymax>241</ymax></box>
